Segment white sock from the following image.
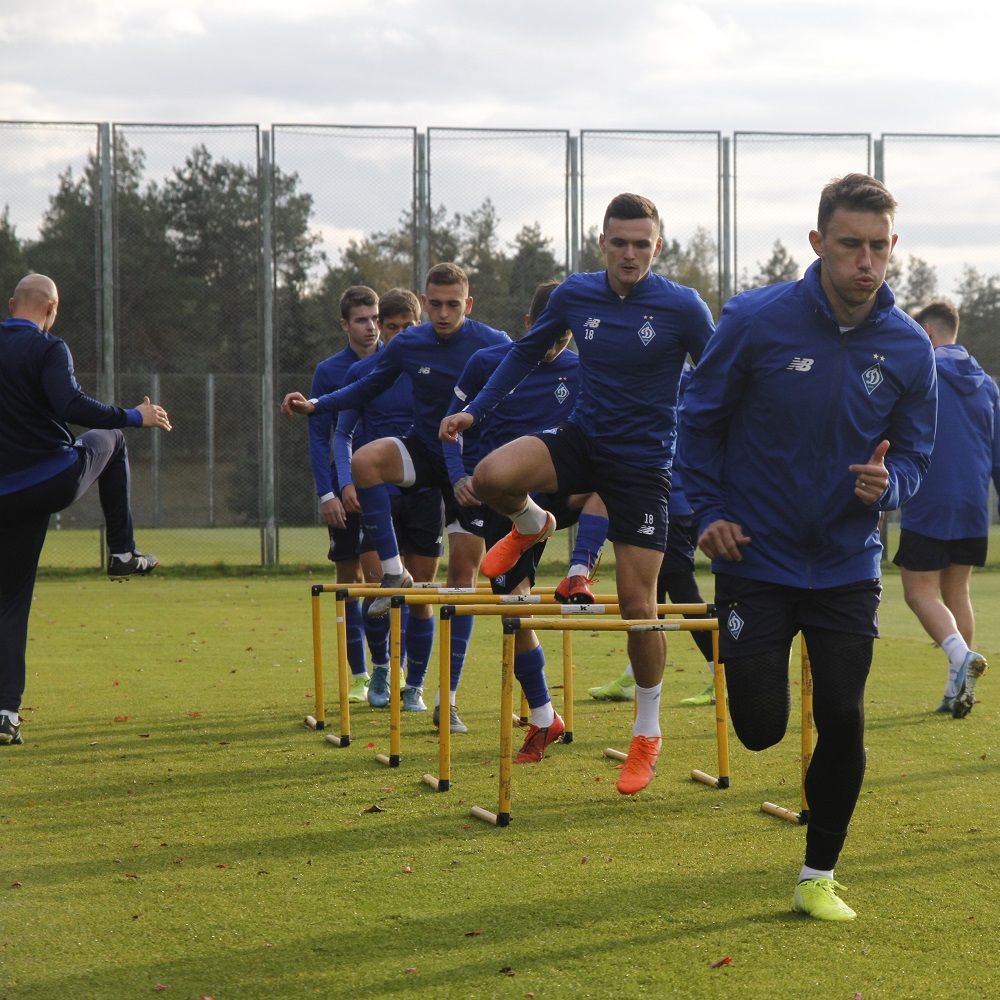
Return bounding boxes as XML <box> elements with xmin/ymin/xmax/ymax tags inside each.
<box><xmin>942</xmin><ymin>633</ymin><xmax>971</xmax><ymax>696</ymax></box>
<box><xmin>112</xmin><ymin>551</ymin><xmax>133</xmax><ymax>561</ymax></box>
<box><xmin>632</xmin><ymin>681</ymin><xmax>662</xmax><ymax>738</ymax></box>
<box><xmin>530</xmin><ymin>702</ymin><xmax>555</xmax><ymax>728</ymax></box>
<box><xmin>568</xmin><ymin>562</ymin><xmax>591</xmax><ymax>578</ymax></box>
<box><xmin>705</xmin><ymin>661</ymin><xmax>716</xmax><ymax>678</ymax></box>
<box><xmin>433</xmin><ymin>691</ymin><xmax>458</xmax><ymax>708</ymax></box>
<box><xmin>371</xmin><ymin>661</ymin><xmax>389</xmax><ymax>671</ymax></box>
<box><xmin>381</xmin><ymin>556</ymin><xmax>404</xmax><ymax>577</ymax></box>
<box><xmin>510</xmin><ymin>497</ymin><xmax>548</xmax><ymax>536</ymax></box>
<box><xmin>0</xmin><ymin>710</ymin><xmax>19</xmax><ymax>725</ymax></box>
<box><xmin>622</xmin><ymin>663</ymin><xmax>635</xmax><ymax>680</ymax></box>
<box><xmin>798</xmin><ymin>865</ymin><xmax>834</xmax><ymax>883</ymax></box>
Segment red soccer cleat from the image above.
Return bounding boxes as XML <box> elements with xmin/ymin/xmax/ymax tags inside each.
<box><xmin>616</xmin><ymin>735</ymin><xmax>661</xmax><ymax>794</ymax></box>
<box><xmin>514</xmin><ymin>713</ymin><xmax>566</xmax><ymax>763</ymax></box>
<box><xmin>481</xmin><ymin>512</ymin><xmax>556</xmax><ymax>579</ymax></box>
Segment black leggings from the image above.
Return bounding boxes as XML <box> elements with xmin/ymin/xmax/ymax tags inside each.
<box><xmin>724</xmin><ymin>627</ymin><xmax>873</xmax><ymax>870</ymax></box>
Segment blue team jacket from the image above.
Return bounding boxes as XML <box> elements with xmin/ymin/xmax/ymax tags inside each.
<box><xmin>679</xmin><ymin>259</ymin><xmax>937</xmax><ymax>588</ymax></box>
<box><xmin>900</xmin><ymin>344</ymin><xmax>1000</xmax><ymax>539</ymax></box>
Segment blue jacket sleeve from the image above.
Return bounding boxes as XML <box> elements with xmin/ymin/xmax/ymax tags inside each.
<box><xmin>43</xmin><ymin>340</ymin><xmax>137</xmax><ymax>429</ymax></box>
<box><xmin>307</xmin><ymin>365</ymin><xmax>336</xmax><ymax>497</ymax></box>
<box><xmin>312</xmin><ymin>341</ymin><xmax>402</xmax><ymax>415</ymax></box>
<box><xmin>442</xmin><ymin>351</ymin><xmax>491</xmax><ymax>484</ymax></box>
<box><xmin>991</xmin><ymin>380</ymin><xmax>1000</xmax><ymax>516</ymax></box>
<box><xmin>333</xmin><ymin>407</ymin><xmax>361</xmax><ymax>492</ymax></box>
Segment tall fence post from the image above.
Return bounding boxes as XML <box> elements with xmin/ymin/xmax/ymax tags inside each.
<box><xmin>416</xmin><ymin>131</ymin><xmax>430</xmax><ymax>288</ymax></box>
<box><xmin>151</xmin><ymin>372</ymin><xmax>162</xmax><ymax>527</ymax></box>
<box><xmin>721</xmin><ymin>136</ymin><xmax>733</xmax><ymax>306</ymax></box>
<box><xmin>569</xmin><ymin>135</ymin><xmax>580</xmax><ymax>275</ymax></box>
<box><xmin>206</xmin><ymin>373</ymin><xmax>216</xmax><ymax>528</ymax></box>
<box><xmin>98</xmin><ymin>122</ymin><xmax>115</xmax><ymax>403</ymax></box>
<box><xmin>260</xmin><ymin>129</ymin><xmax>278</xmax><ymax>567</ymax></box>
<box><xmin>873</xmin><ymin>137</ymin><xmax>885</xmax><ymax>182</ymax></box>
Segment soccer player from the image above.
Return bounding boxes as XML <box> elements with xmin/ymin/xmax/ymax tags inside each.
<box><xmin>306</xmin><ymin>285</ymin><xmax>381</xmax><ymax>704</ymax></box>
<box><xmin>893</xmin><ymin>300</ymin><xmax>998</xmax><ymax>717</ymax></box>
<box><xmin>0</xmin><ymin>274</ymin><xmax>172</xmax><ymax>746</ymax></box>
<box><xmin>334</xmin><ymin>288</ymin><xmax>445</xmax><ymax>709</ymax></box>
<box><xmin>283</xmin><ymin>263</ymin><xmax>510</xmax><ymax>733</ymax></box>
<box><xmin>444</xmin><ymin>279</ymin><xmax>584</xmax><ymax>762</ymax></box>
<box><xmin>678</xmin><ymin>173</ymin><xmax>937</xmax><ymax>921</ymax></box>
<box><xmin>440</xmin><ymin>193</ymin><xmax>715</xmax><ymax>791</ymax></box>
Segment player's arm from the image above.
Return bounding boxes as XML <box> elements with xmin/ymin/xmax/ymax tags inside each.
<box><xmin>441</xmin><ymin>351</ymin><xmax>492</xmax><ymax>484</ymax></box>
<box><xmin>333</xmin><ymin>404</ymin><xmax>363</xmax><ymax>514</ymax></box>
<box><xmin>990</xmin><ymin>380</ymin><xmax>1000</xmax><ymax>515</ymax></box>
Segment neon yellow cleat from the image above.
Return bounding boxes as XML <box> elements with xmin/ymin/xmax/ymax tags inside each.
<box><xmin>588</xmin><ymin>672</ymin><xmax>635</xmax><ymax>702</ymax></box>
<box><xmin>348</xmin><ymin>673</ymin><xmax>370</xmax><ymax>704</ymax></box>
<box><xmin>792</xmin><ymin>878</ymin><xmax>856</xmax><ymax>921</ymax></box>
<box><xmin>680</xmin><ymin>682</ymin><xmax>716</xmax><ymax>707</ymax></box>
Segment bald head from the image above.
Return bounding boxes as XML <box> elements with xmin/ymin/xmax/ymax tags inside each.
<box><xmin>10</xmin><ymin>273</ymin><xmax>59</xmax><ymax>330</ymax></box>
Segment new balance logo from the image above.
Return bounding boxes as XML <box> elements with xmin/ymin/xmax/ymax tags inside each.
<box><xmin>786</xmin><ymin>357</ymin><xmax>814</xmax><ymax>372</ymax></box>
<box><xmin>727</xmin><ymin>609</ymin><xmax>745</xmax><ymax>640</ymax></box>
<box><xmin>417</xmin><ymin>366</ymin><xmax>431</xmax><ymax>375</ymax></box>
<box><xmin>636</xmin><ymin>524</ymin><xmax>655</xmax><ymax>536</ymax></box>
<box><xmin>583</xmin><ymin>317</ymin><xmax>601</xmax><ymax>330</ymax></box>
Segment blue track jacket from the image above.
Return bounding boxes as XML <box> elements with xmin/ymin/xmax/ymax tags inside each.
<box><xmin>678</xmin><ymin>259</ymin><xmax>937</xmax><ymax>588</ymax></box>
<box><xmin>900</xmin><ymin>344</ymin><xmax>1000</xmax><ymax>539</ymax></box>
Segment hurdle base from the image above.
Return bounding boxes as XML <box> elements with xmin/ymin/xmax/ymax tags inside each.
<box><xmin>762</xmin><ymin>801</ymin><xmax>807</xmax><ymax>825</ymax></box>
<box><xmin>470</xmin><ymin>805</ymin><xmax>510</xmax><ymax>827</ymax></box>
<box><xmin>603</xmin><ymin>747</ymin><xmax>627</xmax><ymax>762</ymax></box>
<box><xmin>691</xmin><ymin>768</ymin><xmax>722</xmax><ymax>789</ymax></box>
<box><xmin>422</xmin><ymin>773</ymin><xmax>450</xmax><ymax>792</ymax></box>
<box><xmin>562</xmin><ymin>730</ymin><xmax>574</xmax><ymax>745</ymax></box>
<box><xmin>304</xmin><ymin>715</ymin><xmax>326</xmax><ymax>731</ymax></box>
<box><xmin>375</xmin><ymin>753</ymin><xmax>401</xmax><ymax>767</ymax></box>
<box><xmin>324</xmin><ymin>733</ymin><xmax>350</xmax><ymax>747</ymax></box>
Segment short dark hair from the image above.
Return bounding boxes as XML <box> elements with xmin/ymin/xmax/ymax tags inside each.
<box><xmin>528</xmin><ymin>279</ymin><xmax>560</xmax><ymax>321</ymax></box>
<box><xmin>817</xmin><ymin>174</ymin><xmax>897</xmax><ymax>233</ymax></box>
<box><xmin>424</xmin><ymin>262</ymin><xmax>469</xmax><ymax>291</ymax></box>
<box><xmin>914</xmin><ymin>299</ymin><xmax>960</xmax><ymax>337</ymax></box>
<box><xmin>603</xmin><ymin>193</ymin><xmax>660</xmax><ymax>235</ymax></box>
<box><xmin>378</xmin><ymin>287</ymin><xmax>421</xmax><ymax>322</ymax></box>
<box><xmin>339</xmin><ymin>285</ymin><xmax>378</xmax><ymax>321</ymax></box>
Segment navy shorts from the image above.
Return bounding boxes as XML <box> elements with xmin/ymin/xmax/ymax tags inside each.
<box><xmin>537</xmin><ymin>422</ymin><xmax>669</xmax><ymax>552</ymax></box>
<box><xmin>397</xmin><ymin>433</ymin><xmax>484</xmax><ymax>537</ymax></box>
<box><xmin>714</xmin><ymin>573</ymin><xmax>881</xmax><ymax>661</ymax></box>
<box><xmin>358</xmin><ymin>488</ymin><xmax>444</xmax><ymax>558</ymax></box>
<box><xmin>327</xmin><ymin>513</ymin><xmax>363</xmax><ymax>563</ymax></box>
<box><xmin>661</xmin><ymin>513</ymin><xmax>697</xmax><ymax>575</ymax></box>
<box><xmin>893</xmin><ymin>528</ymin><xmax>987</xmax><ymax>571</ymax></box>
<box><xmin>483</xmin><ymin>492</ymin><xmax>580</xmax><ymax>594</ymax></box>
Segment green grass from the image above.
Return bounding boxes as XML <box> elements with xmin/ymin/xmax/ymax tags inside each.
<box><xmin>3</xmin><ymin>571</ymin><xmax>999</xmax><ymax>998</ymax></box>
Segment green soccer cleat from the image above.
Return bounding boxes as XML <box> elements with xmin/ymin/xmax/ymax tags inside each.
<box><xmin>348</xmin><ymin>673</ymin><xmax>370</xmax><ymax>704</ymax></box>
<box><xmin>588</xmin><ymin>672</ymin><xmax>635</xmax><ymax>702</ymax></box>
<box><xmin>680</xmin><ymin>682</ymin><xmax>716</xmax><ymax>707</ymax></box>
<box><xmin>792</xmin><ymin>878</ymin><xmax>857</xmax><ymax>921</ymax></box>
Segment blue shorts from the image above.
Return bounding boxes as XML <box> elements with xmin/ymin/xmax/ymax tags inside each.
<box><xmin>713</xmin><ymin>573</ymin><xmax>881</xmax><ymax>661</ymax></box>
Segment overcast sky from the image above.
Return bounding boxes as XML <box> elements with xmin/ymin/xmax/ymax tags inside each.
<box><xmin>2</xmin><ymin>0</ymin><xmax>999</xmax><ymax>134</ymax></box>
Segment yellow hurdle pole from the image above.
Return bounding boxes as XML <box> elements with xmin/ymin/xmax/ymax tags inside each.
<box><xmin>324</xmin><ymin>589</ymin><xmax>353</xmax><ymax>747</ymax></box>
<box><xmin>306</xmin><ymin>585</ymin><xmax>326</xmax><ymax>731</ymax></box>
<box><xmin>562</xmin><ymin>629</ymin><xmax>574</xmax><ymax>744</ymax></box>
<box><xmin>800</xmin><ymin>634</ymin><xmax>813</xmax><ymax>823</ymax></box>
<box><xmin>692</xmin><ymin>624</ymin><xmax>730</xmax><ymax>789</ymax></box>
<box><xmin>435</xmin><ymin>607</ymin><xmax>453</xmax><ymax>791</ymax></box>
<box><xmin>471</xmin><ymin>626</ymin><xmax>516</xmax><ymax>827</ymax></box>
<box><xmin>375</xmin><ymin>599</ymin><xmax>403</xmax><ymax>767</ymax></box>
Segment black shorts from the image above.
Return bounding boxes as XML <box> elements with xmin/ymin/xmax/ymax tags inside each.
<box><xmin>714</xmin><ymin>573</ymin><xmax>881</xmax><ymax>661</ymax></box>
<box><xmin>358</xmin><ymin>488</ymin><xmax>444</xmax><ymax>558</ymax></box>
<box><xmin>327</xmin><ymin>513</ymin><xmax>363</xmax><ymax>563</ymax></box>
<box><xmin>892</xmin><ymin>528</ymin><xmax>987</xmax><ymax>571</ymax></box>
<box><xmin>537</xmin><ymin>422</ymin><xmax>669</xmax><ymax>552</ymax></box>
<box><xmin>661</xmin><ymin>514</ymin><xmax>697</xmax><ymax>576</ymax></box>
<box><xmin>397</xmin><ymin>433</ymin><xmax>484</xmax><ymax>537</ymax></box>
<box><xmin>483</xmin><ymin>492</ymin><xmax>581</xmax><ymax>594</ymax></box>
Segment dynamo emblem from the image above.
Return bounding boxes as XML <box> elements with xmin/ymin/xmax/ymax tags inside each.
<box><xmin>727</xmin><ymin>609</ymin><xmax>745</xmax><ymax>641</ymax></box>
<box><xmin>554</xmin><ymin>382</ymin><xmax>570</xmax><ymax>404</ymax></box>
<box><xmin>862</xmin><ymin>364</ymin><xmax>884</xmax><ymax>395</ymax></box>
<box><xmin>637</xmin><ymin>320</ymin><xmax>656</xmax><ymax>346</ymax></box>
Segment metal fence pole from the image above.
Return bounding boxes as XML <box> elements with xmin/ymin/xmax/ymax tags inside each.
<box><xmin>206</xmin><ymin>373</ymin><xmax>216</xmax><ymax>528</ymax></box>
<box><xmin>721</xmin><ymin>136</ymin><xmax>733</xmax><ymax>305</ymax></box>
<box><xmin>260</xmin><ymin>129</ymin><xmax>278</xmax><ymax>566</ymax></box>
<box><xmin>873</xmin><ymin>137</ymin><xmax>884</xmax><ymax>182</ymax></box>
<box><xmin>151</xmin><ymin>372</ymin><xmax>161</xmax><ymax>527</ymax></box>
<box><xmin>98</xmin><ymin>122</ymin><xmax>115</xmax><ymax>403</ymax></box>
<box><xmin>569</xmin><ymin>135</ymin><xmax>580</xmax><ymax>274</ymax></box>
<box><xmin>416</xmin><ymin>131</ymin><xmax>429</xmax><ymax>287</ymax></box>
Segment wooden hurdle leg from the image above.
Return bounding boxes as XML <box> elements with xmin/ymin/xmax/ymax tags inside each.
<box><xmin>305</xmin><ymin>585</ymin><xmax>327</xmax><ymax>731</ymax></box>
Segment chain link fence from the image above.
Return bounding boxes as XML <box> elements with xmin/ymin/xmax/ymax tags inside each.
<box><xmin>0</xmin><ymin>122</ymin><xmax>996</xmax><ymax>568</ymax></box>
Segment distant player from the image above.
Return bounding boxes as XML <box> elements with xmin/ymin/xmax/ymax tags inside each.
<box><xmin>893</xmin><ymin>299</ymin><xmax>998</xmax><ymax>717</ymax></box>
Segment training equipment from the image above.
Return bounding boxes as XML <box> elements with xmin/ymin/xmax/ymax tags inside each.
<box><xmin>515</xmin><ymin>713</ymin><xmax>566</xmax><ymax>763</ymax></box>
<box><xmin>480</xmin><ymin>511</ymin><xmax>556</xmax><ymax>579</ymax></box>
<box><xmin>952</xmin><ymin>651</ymin><xmax>987</xmax><ymax>718</ymax></box>
<box><xmin>792</xmin><ymin>878</ymin><xmax>856</xmax><ymax>921</ymax></box>
<box><xmin>107</xmin><ymin>551</ymin><xmax>158</xmax><ymax>578</ymax></box>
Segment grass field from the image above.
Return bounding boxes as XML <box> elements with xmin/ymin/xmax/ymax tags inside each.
<box><xmin>2</xmin><ymin>567</ymin><xmax>999</xmax><ymax>999</ymax></box>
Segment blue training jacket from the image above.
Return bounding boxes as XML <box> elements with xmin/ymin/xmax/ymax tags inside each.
<box><xmin>900</xmin><ymin>344</ymin><xmax>1000</xmax><ymax>539</ymax></box>
<box><xmin>678</xmin><ymin>259</ymin><xmax>937</xmax><ymax>588</ymax></box>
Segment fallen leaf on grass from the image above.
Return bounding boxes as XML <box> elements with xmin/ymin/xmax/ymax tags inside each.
<box><xmin>125</xmin><ymin>873</ymin><xmax>140</xmax><ymax>879</ymax></box>
<box><xmin>709</xmin><ymin>956</ymin><xmax>732</xmax><ymax>969</ymax></box>
<box><xmin>362</xmin><ymin>804</ymin><xmax>384</xmax><ymax>814</ymax></box>
<box><xmin>215</xmin><ymin>864</ymin><xmax>228</xmax><ymax>869</ymax></box>
<box><xmin>199</xmin><ymin>995</ymin><xmax>215</xmax><ymax>999</ymax></box>
<box><xmin>173</xmin><ymin>858</ymin><xmax>184</xmax><ymax>865</ymax></box>
<box><xmin>366</xmin><ymin>741</ymin><xmax>376</xmax><ymax>749</ymax></box>
<box><xmin>153</xmin><ymin>986</ymin><xmax>168</xmax><ymax>993</ymax></box>
<box><xmin>10</xmin><ymin>881</ymin><xmax>22</xmax><ymax>889</ymax></box>
<box><xmin>464</xmin><ymin>930</ymin><xmax>482</xmax><ymax>937</ymax></box>
<box><xmin>853</xmin><ymin>994</ymin><xmax>863</xmax><ymax>1000</ymax></box>
<box><xmin>114</xmin><ymin>715</ymin><xmax>130</xmax><ymax>722</ymax></box>
<box><xmin>499</xmin><ymin>966</ymin><xmax>515</xmax><ymax>977</ymax></box>
<box><xmin>581</xmin><ymin>856</ymin><xmax>589</xmax><ymax>865</ymax></box>
<box><xmin>139</xmin><ymin>733</ymin><xmax>151</xmax><ymax>739</ymax></box>
<box><xmin>404</xmin><ymin>967</ymin><xmax>417</xmax><ymax>975</ymax></box>
<box><xmin>188</xmin><ymin>711</ymin><xmax>201</xmax><ymax>718</ymax></box>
